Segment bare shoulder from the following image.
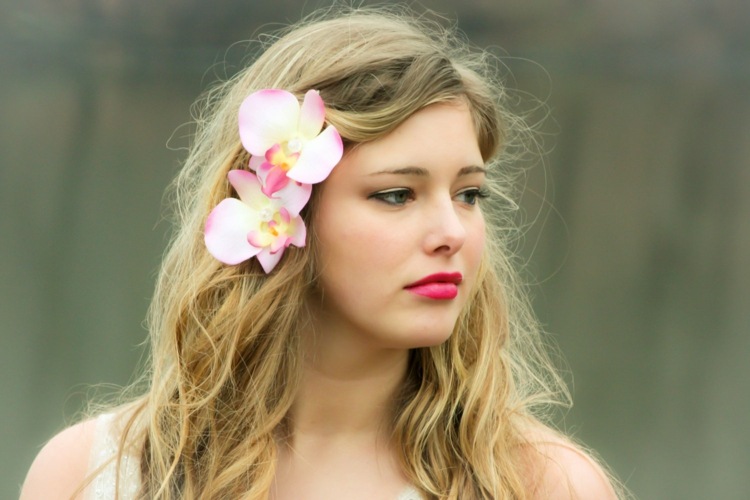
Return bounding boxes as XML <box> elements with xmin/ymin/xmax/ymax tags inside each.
<box><xmin>20</xmin><ymin>418</ymin><xmax>98</xmax><ymax>500</ymax></box>
<box><xmin>520</xmin><ymin>424</ymin><xmax>619</xmax><ymax>500</ymax></box>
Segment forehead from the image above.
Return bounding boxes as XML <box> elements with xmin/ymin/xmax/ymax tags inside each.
<box><xmin>342</xmin><ymin>102</ymin><xmax>484</xmax><ymax>175</ymax></box>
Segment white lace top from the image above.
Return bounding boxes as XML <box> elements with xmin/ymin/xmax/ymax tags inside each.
<box><xmin>86</xmin><ymin>413</ymin><xmax>141</xmax><ymax>500</ymax></box>
<box><xmin>86</xmin><ymin>413</ymin><xmax>423</xmax><ymax>499</ymax></box>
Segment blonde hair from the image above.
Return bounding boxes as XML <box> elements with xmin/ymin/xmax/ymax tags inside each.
<box><xmin>86</xmin><ymin>6</ymin><xmax>612</xmax><ymax>499</ymax></box>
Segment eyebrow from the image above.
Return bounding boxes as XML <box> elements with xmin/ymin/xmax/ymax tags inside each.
<box><xmin>368</xmin><ymin>165</ymin><xmax>487</xmax><ymax>177</ymax></box>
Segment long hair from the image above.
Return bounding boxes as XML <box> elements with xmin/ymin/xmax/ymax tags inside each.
<box><xmin>95</xmin><ymin>6</ymin><xmax>577</xmax><ymax>499</ymax></box>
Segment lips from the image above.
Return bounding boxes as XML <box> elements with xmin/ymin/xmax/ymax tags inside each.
<box><xmin>405</xmin><ymin>272</ymin><xmax>463</xmax><ymax>300</ymax></box>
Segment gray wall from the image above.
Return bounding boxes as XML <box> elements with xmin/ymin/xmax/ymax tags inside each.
<box><xmin>3</xmin><ymin>1</ymin><xmax>749</xmax><ymax>498</ymax></box>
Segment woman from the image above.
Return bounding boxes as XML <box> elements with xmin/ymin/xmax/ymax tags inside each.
<box><xmin>22</xmin><ymin>7</ymin><xmax>622</xmax><ymax>499</ymax></box>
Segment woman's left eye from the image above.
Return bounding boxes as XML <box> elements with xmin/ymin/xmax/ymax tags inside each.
<box><xmin>455</xmin><ymin>187</ymin><xmax>489</xmax><ymax>205</ymax></box>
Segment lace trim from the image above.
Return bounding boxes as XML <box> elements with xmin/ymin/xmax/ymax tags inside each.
<box><xmin>86</xmin><ymin>413</ymin><xmax>141</xmax><ymax>500</ymax></box>
<box><xmin>397</xmin><ymin>485</ymin><xmax>424</xmax><ymax>500</ymax></box>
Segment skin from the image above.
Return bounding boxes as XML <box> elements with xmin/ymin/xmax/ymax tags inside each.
<box><xmin>21</xmin><ymin>102</ymin><xmax>617</xmax><ymax>500</ymax></box>
<box><xmin>20</xmin><ymin>418</ymin><xmax>95</xmax><ymax>499</ymax></box>
<box><xmin>274</xmin><ymin>102</ymin><xmax>487</xmax><ymax>499</ymax></box>
<box><xmin>274</xmin><ymin>101</ymin><xmax>618</xmax><ymax>499</ymax></box>
<box><xmin>310</xmin><ymin>102</ymin><xmax>487</xmax><ymax>354</ymax></box>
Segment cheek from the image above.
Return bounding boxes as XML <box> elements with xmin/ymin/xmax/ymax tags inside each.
<box><xmin>317</xmin><ymin>204</ymin><xmax>404</xmax><ymax>271</ymax></box>
<box><xmin>314</xmin><ymin>216</ymin><xmax>403</xmax><ymax>322</ymax></box>
<box><xmin>466</xmin><ymin>217</ymin><xmax>486</xmax><ymax>271</ymax></box>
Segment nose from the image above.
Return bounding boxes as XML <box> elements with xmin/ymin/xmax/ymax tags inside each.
<box><xmin>422</xmin><ymin>198</ymin><xmax>466</xmax><ymax>256</ymax></box>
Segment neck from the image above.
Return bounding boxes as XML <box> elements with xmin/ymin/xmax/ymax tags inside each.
<box><xmin>286</xmin><ymin>324</ymin><xmax>410</xmax><ymax>440</ymax></box>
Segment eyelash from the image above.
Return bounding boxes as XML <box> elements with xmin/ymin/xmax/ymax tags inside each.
<box><xmin>368</xmin><ymin>187</ymin><xmax>489</xmax><ymax>206</ymax></box>
<box><xmin>457</xmin><ymin>187</ymin><xmax>490</xmax><ymax>205</ymax></box>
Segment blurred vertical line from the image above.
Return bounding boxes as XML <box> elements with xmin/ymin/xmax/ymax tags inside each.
<box><xmin>31</xmin><ymin>56</ymin><xmax>100</xmax><ymax>416</ymax></box>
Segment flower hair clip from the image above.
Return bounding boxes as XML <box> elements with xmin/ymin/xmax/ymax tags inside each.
<box><xmin>204</xmin><ymin>89</ymin><xmax>343</xmax><ymax>272</ymax></box>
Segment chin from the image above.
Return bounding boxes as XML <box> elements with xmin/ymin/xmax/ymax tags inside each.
<box><xmin>400</xmin><ymin>326</ymin><xmax>455</xmax><ymax>349</ymax></box>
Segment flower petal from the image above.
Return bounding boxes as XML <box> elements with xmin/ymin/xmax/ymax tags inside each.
<box><xmin>248</xmin><ymin>155</ymin><xmax>264</xmax><ymax>172</ymax></box>
<box><xmin>271</xmin><ymin>180</ymin><xmax>312</xmax><ymax>215</ymax></box>
<box><xmin>204</xmin><ymin>199</ymin><xmax>261</xmax><ymax>265</ymax></box>
<box><xmin>269</xmin><ymin>235</ymin><xmax>290</xmax><ymax>253</ymax></box>
<box><xmin>256</xmin><ymin>247</ymin><xmax>284</xmax><ymax>273</ymax></box>
<box><xmin>255</xmin><ymin>160</ymin><xmax>272</xmax><ymax>187</ymax></box>
<box><xmin>239</xmin><ymin>89</ymin><xmax>300</xmax><ymax>156</ymax></box>
<box><xmin>247</xmin><ymin>229</ymin><xmax>272</xmax><ymax>248</ymax></box>
<box><xmin>261</xmin><ymin>165</ymin><xmax>291</xmax><ymax>197</ymax></box>
<box><xmin>278</xmin><ymin>207</ymin><xmax>291</xmax><ymax>224</ymax></box>
<box><xmin>265</xmin><ymin>143</ymin><xmax>284</xmax><ymax>164</ymax></box>
<box><xmin>298</xmin><ymin>89</ymin><xmax>325</xmax><ymax>140</ymax></box>
<box><xmin>288</xmin><ymin>216</ymin><xmax>307</xmax><ymax>247</ymax></box>
<box><xmin>227</xmin><ymin>169</ymin><xmax>263</xmax><ymax>205</ymax></box>
<box><xmin>287</xmin><ymin>125</ymin><xmax>343</xmax><ymax>184</ymax></box>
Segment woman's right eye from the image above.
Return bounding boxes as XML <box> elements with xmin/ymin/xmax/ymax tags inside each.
<box><xmin>368</xmin><ymin>188</ymin><xmax>414</xmax><ymax>206</ymax></box>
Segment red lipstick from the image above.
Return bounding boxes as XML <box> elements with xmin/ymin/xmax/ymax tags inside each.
<box><xmin>405</xmin><ymin>272</ymin><xmax>463</xmax><ymax>300</ymax></box>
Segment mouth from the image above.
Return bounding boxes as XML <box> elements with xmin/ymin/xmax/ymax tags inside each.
<box><xmin>404</xmin><ymin>272</ymin><xmax>463</xmax><ymax>300</ymax></box>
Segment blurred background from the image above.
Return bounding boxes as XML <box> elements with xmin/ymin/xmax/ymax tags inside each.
<box><xmin>2</xmin><ymin>0</ymin><xmax>749</xmax><ymax>498</ymax></box>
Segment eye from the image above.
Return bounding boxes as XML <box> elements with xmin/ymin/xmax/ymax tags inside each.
<box><xmin>368</xmin><ymin>188</ymin><xmax>414</xmax><ymax>206</ymax></box>
<box><xmin>455</xmin><ymin>187</ymin><xmax>489</xmax><ymax>206</ymax></box>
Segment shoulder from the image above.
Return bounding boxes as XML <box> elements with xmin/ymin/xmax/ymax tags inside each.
<box><xmin>519</xmin><ymin>424</ymin><xmax>619</xmax><ymax>500</ymax></box>
<box><xmin>20</xmin><ymin>418</ymin><xmax>98</xmax><ymax>500</ymax></box>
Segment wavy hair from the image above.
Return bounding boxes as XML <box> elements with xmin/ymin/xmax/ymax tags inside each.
<box><xmin>88</xmin><ymin>6</ymin><xmax>593</xmax><ymax>499</ymax></box>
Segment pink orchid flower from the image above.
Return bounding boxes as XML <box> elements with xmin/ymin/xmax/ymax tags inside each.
<box><xmin>240</xmin><ymin>89</ymin><xmax>343</xmax><ymax>195</ymax></box>
<box><xmin>204</xmin><ymin>170</ymin><xmax>310</xmax><ymax>272</ymax></box>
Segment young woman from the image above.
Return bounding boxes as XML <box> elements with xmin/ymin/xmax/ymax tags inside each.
<box><xmin>22</xmin><ymin>7</ymin><xmax>623</xmax><ymax>499</ymax></box>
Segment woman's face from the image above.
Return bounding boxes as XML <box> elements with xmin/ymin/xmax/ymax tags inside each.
<box><xmin>311</xmin><ymin>102</ymin><xmax>486</xmax><ymax>349</ymax></box>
